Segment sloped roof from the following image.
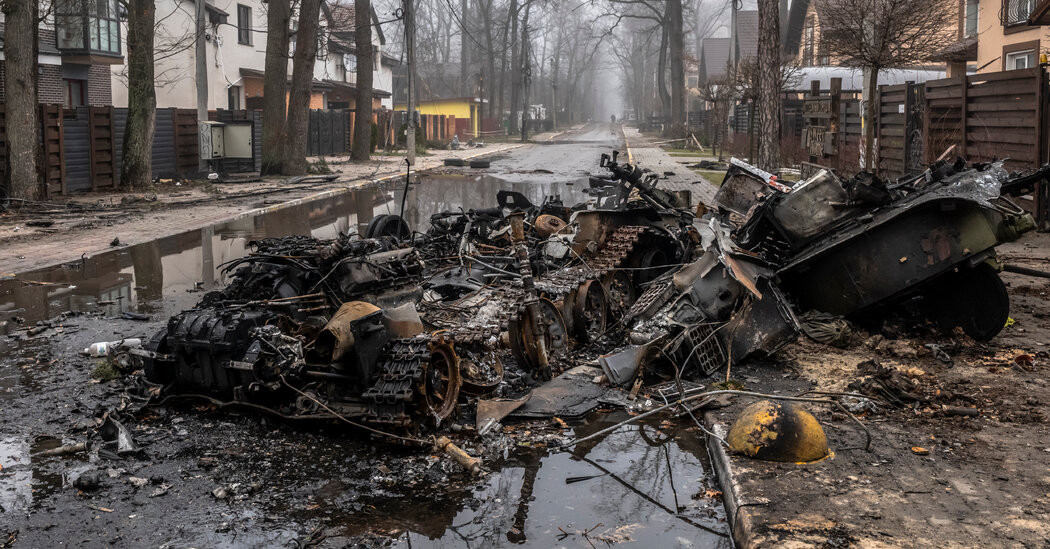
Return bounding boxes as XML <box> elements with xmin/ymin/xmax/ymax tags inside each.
<box><xmin>736</xmin><ymin>11</ymin><xmax>759</xmax><ymax>59</ymax></box>
<box><xmin>789</xmin><ymin>66</ymin><xmax>948</xmax><ymax>92</ymax></box>
<box><xmin>322</xmin><ymin>1</ymin><xmax>385</xmax><ymax>45</ymax></box>
<box><xmin>701</xmin><ymin>37</ymin><xmax>731</xmax><ymax>81</ymax></box>
<box><xmin>783</xmin><ymin>0</ymin><xmax>812</xmax><ymax>55</ymax></box>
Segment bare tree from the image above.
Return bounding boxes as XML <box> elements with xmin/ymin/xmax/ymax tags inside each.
<box><xmin>3</xmin><ymin>0</ymin><xmax>40</xmax><ymax>199</ymax></box>
<box><xmin>285</xmin><ymin>0</ymin><xmax>324</xmax><ymax>174</ymax></box>
<box><xmin>818</xmin><ymin>0</ymin><xmax>956</xmax><ymax>170</ymax></box>
<box><xmin>352</xmin><ymin>0</ymin><xmax>374</xmax><ymax>160</ymax></box>
<box><xmin>666</xmin><ymin>0</ymin><xmax>686</xmax><ymax>135</ymax></box>
<box><xmin>755</xmin><ymin>0</ymin><xmax>780</xmax><ymax>169</ymax></box>
<box><xmin>261</xmin><ymin>0</ymin><xmax>292</xmax><ymax>175</ymax></box>
<box><xmin>120</xmin><ymin>0</ymin><xmax>157</xmax><ymax>190</ymax></box>
<box><xmin>697</xmin><ymin>68</ymin><xmax>741</xmax><ymax>160</ymax></box>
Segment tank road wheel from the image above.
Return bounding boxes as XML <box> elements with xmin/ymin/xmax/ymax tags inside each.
<box><xmin>572</xmin><ymin>279</ymin><xmax>608</xmax><ymax>343</ymax></box>
<box><xmin>927</xmin><ymin>263</ymin><xmax>1010</xmax><ymax>341</ymax></box>
<box><xmin>508</xmin><ymin>299</ymin><xmax>568</xmax><ymax>371</ymax></box>
<box><xmin>420</xmin><ymin>340</ymin><xmax>462</xmax><ymax>426</ymax></box>
<box><xmin>602</xmin><ymin>271</ymin><xmax>636</xmax><ymax>321</ymax></box>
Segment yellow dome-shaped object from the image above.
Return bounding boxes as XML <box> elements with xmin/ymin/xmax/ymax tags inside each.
<box><xmin>726</xmin><ymin>400</ymin><xmax>830</xmax><ymax>463</ymax></box>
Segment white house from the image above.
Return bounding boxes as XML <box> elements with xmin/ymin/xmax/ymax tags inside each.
<box><xmin>111</xmin><ymin>0</ymin><xmax>393</xmax><ymax>111</ymax></box>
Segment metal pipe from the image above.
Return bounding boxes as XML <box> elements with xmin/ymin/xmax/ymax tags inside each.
<box><xmin>1003</xmin><ymin>264</ymin><xmax>1050</xmax><ymax>279</ymax></box>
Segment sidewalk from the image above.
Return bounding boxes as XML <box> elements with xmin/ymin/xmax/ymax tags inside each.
<box><xmin>0</xmin><ymin>141</ymin><xmax>526</xmax><ymax>275</ymax></box>
<box><xmin>622</xmin><ymin>126</ymin><xmax>719</xmax><ymax>207</ymax></box>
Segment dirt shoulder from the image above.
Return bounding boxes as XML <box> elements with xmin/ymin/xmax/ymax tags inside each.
<box><xmin>0</xmin><ymin>142</ymin><xmax>527</xmax><ymax>275</ymax></box>
<box><xmin>708</xmin><ymin>230</ymin><xmax>1050</xmax><ymax>548</ymax></box>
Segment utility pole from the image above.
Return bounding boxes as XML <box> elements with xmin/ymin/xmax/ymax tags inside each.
<box><xmin>729</xmin><ymin>0</ymin><xmax>739</xmax><ymax>67</ymax></box>
<box><xmin>550</xmin><ymin>58</ymin><xmax>557</xmax><ymax>131</ymax></box>
<box><xmin>405</xmin><ymin>0</ymin><xmax>417</xmax><ymax>165</ymax></box>
<box><xmin>196</xmin><ymin>0</ymin><xmax>209</xmax><ymax>174</ymax></box>
<box><xmin>520</xmin><ymin>24</ymin><xmax>530</xmax><ymax>142</ymax></box>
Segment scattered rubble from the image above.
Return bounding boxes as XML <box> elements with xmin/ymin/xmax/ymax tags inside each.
<box><xmin>113</xmin><ymin>150</ymin><xmax>1042</xmax><ymax>474</ymax></box>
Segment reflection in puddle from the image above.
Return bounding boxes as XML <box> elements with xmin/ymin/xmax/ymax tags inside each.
<box><xmin>0</xmin><ymin>174</ymin><xmax>594</xmax><ymax>336</ymax></box>
<box><xmin>356</xmin><ymin>413</ymin><xmax>729</xmax><ymax>547</ymax></box>
<box><xmin>0</xmin><ymin>173</ymin><xmax>728</xmax><ymax>546</ymax></box>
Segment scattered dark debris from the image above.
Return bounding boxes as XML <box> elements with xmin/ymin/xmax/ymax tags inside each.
<box><xmin>88</xmin><ymin>150</ymin><xmax>1042</xmax><ymax>475</ymax></box>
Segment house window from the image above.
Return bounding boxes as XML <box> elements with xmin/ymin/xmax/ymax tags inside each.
<box><xmin>1006</xmin><ymin>49</ymin><xmax>1036</xmax><ymax>69</ymax></box>
<box><xmin>965</xmin><ymin>0</ymin><xmax>979</xmax><ymax>36</ymax></box>
<box><xmin>55</xmin><ymin>0</ymin><xmax>122</xmax><ymax>56</ymax></box>
<box><xmin>1003</xmin><ymin>0</ymin><xmax>1036</xmax><ymax>25</ymax></box>
<box><xmin>343</xmin><ymin>53</ymin><xmax>357</xmax><ymax>83</ymax></box>
<box><xmin>237</xmin><ymin>5</ymin><xmax>252</xmax><ymax>45</ymax></box>
<box><xmin>64</xmin><ymin>79</ymin><xmax>86</xmax><ymax>107</ymax></box>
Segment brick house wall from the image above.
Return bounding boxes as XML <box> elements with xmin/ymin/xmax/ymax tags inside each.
<box><xmin>0</xmin><ymin>62</ymin><xmax>66</xmax><ymax>104</ymax></box>
<box><xmin>39</xmin><ymin>65</ymin><xmax>66</xmax><ymax>104</ymax></box>
<box><xmin>87</xmin><ymin>65</ymin><xmax>112</xmax><ymax>106</ymax></box>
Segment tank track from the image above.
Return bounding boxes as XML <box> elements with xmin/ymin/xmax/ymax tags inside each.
<box><xmin>361</xmin><ymin>335</ymin><xmax>432</xmax><ymax>427</ymax></box>
<box><xmin>437</xmin><ymin>225</ymin><xmax>658</xmax><ymax>346</ymax></box>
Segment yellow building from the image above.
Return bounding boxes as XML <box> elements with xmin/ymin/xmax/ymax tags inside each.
<box><xmin>394</xmin><ymin>97</ymin><xmax>485</xmax><ymax>138</ymax></box>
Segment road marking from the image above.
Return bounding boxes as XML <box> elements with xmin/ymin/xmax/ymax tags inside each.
<box><xmin>621</xmin><ymin>124</ymin><xmax>633</xmax><ymax>163</ymax></box>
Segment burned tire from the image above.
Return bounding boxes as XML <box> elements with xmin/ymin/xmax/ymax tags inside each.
<box><xmin>928</xmin><ymin>263</ymin><xmax>1009</xmax><ymax>341</ymax></box>
<box><xmin>365</xmin><ymin>214</ymin><xmax>410</xmax><ymax>239</ymax></box>
<box><xmin>443</xmin><ymin>158</ymin><xmax>465</xmax><ymax>167</ymax></box>
<box><xmin>469</xmin><ymin>159</ymin><xmax>491</xmax><ymax>169</ymax></box>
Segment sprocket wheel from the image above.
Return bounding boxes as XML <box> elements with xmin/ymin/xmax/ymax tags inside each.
<box><xmin>419</xmin><ymin>339</ymin><xmax>461</xmax><ymax>426</ymax></box>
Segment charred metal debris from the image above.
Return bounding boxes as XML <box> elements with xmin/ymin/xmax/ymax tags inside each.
<box><xmin>130</xmin><ymin>151</ymin><xmax>1043</xmax><ymax>457</ymax></box>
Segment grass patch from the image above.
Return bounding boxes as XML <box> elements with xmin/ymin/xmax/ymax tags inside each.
<box><xmin>693</xmin><ymin>169</ymin><xmax>727</xmax><ymax>186</ymax></box>
<box><xmin>92</xmin><ymin>360</ymin><xmax>121</xmax><ymax>381</ymax></box>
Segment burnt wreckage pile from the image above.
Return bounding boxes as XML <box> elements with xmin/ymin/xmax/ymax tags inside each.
<box><xmin>140</xmin><ymin>151</ymin><xmax>1042</xmax><ymax>436</ymax></box>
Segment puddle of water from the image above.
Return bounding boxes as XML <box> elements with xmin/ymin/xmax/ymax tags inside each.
<box><xmin>0</xmin><ymin>172</ymin><xmax>729</xmax><ymax>546</ymax></box>
<box><xmin>0</xmin><ymin>174</ymin><xmax>598</xmax><ymax>336</ymax></box>
<box><xmin>367</xmin><ymin>413</ymin><xmax>731</xmax><ymax>547</ymax></box>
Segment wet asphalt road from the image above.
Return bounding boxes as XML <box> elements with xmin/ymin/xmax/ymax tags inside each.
<box><xmin>0</xmin><ymin>125</ymin><xmax>730</xmax><ymax>548</ymax></box>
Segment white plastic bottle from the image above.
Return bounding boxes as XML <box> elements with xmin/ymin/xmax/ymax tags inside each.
<box><xmin>82</xmin><ymin>338</ymin><xmax>143</xmax><ymax>357</ymax></box>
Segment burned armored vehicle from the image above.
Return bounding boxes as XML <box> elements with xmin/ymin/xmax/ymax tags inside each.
<box><xmin>714</xmin><ymin>158</ymin><xmax>1039</xmax><ymax>341</ymax></box>
<box><xmin>137</xmin><ymin>150</ymin><xmax>1042</xmax><ymax>439</ymax></box>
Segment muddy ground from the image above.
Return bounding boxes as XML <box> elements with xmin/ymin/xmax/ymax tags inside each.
<box><xmin>1</xmin><ymin>126</ymin><xmax>732</xmax><ymax>548</ymax></box>
<box><xmin>3</xmin><ymin>124</ymin><xmax>1048</xmax><ymax>547</ymax></box>
<box><xmin>708</xmin><ymin>231</ymin><xmax>1050</xmax><ymax>548</ymax></box>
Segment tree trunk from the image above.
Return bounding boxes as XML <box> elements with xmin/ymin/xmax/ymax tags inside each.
<box><xmin>261</xmin><ymin>0</ymin><xmax>292</xmax><ymax>175</ymax></box>
<box><xmin>666</xmin><ymin>0</ymin><xmax>686</xmax><ymax>135</ymax></box>
<box><xmin>3</xmin><ymin>0</ymin><xmax>39</xmax><ymax>200</ymax></box>
<box><xmin>656</xmin><ymin>21</ymin><xmax>671</xmax><ymax>125</ymax></box>
<box><xmin>755</xmin><ymin>0</ymin><xmax>781</xmax><ymax>170</ymax></box>
<box><xmin>864</xmin><ymin>68</ymin><xmax>879</xmax><ymax>172</ymax></box>
<box><xmin>460</xmin><ymin>0</ymin><xmax>470</xmax><ymax>95</ymax></box>
<box><xmin>507</xmin><ymin>0</ymin><xmax>520</xmax><ymax>134</ymax></box>
<box><xmin>121</xmin><ymin>0</ymin><xmax>157</xmax><ymax>190</ymax></box>
<box><xmin>284</xmin><ymin>0</ymin><xmax>323</xmax><ymax>174</ymax></box>
<box><xmin>352</xmin><ymin>0</ymin><xmax>375</xmax><ymax>161</ymax></box>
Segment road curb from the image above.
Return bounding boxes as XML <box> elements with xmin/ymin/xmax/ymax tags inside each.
<box><xmin>220</xmin><ymin>143</ymin><xmax>526</xmax><ymax>225</ymax></box>
<box><xmin>705</xmin><ymin>412</ymin><xmax>757</xmax><ymax>549</ymax></box>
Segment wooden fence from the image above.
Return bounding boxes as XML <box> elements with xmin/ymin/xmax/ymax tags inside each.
<box><xmin>877</xmin><ymin>67</ymin><xmax>1049</xmax><ymax>179</ymax></box>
